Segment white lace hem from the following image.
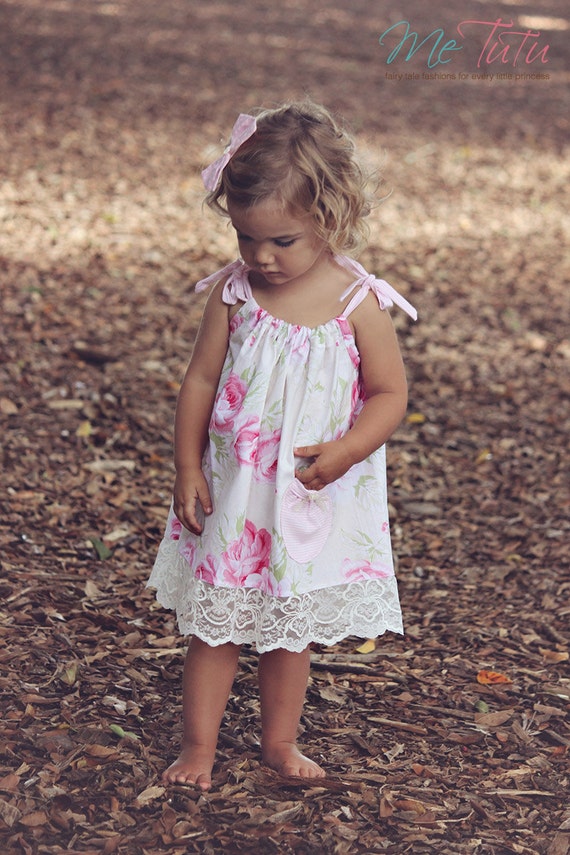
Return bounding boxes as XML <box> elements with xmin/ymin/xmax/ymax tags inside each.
<box><xmin>147</xmin><ymin>539</ymin><xmax>403</xmax><ymax>653</ymax></box>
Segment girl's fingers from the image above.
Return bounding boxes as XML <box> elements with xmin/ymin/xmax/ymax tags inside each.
<box><xmin>294</xmin><ymin>445</ymin><xmax>321</xmax><ymax>458</ymax></box>
<box><xmin>294</xmin><ymin>446</ymin><xmax>321</xmax><ymax>484</ymax></box>
<box><xmin>295</xmin><ymin>462</ymin><xmax>315</xmax><ymax>482</ymax></box>
<box><xmin>295</xmin><ymin>464</ymin><xmax>324</xmax><ymax>490</ymax></box>
<box><xmin>174</xmin><ymin>477</ymin><xmax>213</xmax><ymax>533</ymax></box>
<box><xmin>306</xmin><ymin>481</ymin><xmax>324</xmax><ymax>491</ymax></box>
<box><xmin>174</xmin><ymin>500</ymin><xmax>203</xmax><ymax>534</ymax></box>
<box><xmin>197</xmin><ymin>487</ymin><xmax>213</xmax><ymax>515</ymax></box>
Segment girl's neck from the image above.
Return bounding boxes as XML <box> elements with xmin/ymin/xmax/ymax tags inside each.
<box><xmin>248</xmin><ymin>252</ymin><xmax>356</xmax><ymax>329</ymax></box>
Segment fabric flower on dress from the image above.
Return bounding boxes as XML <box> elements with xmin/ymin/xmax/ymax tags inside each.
<box><xmin>229</xmin><ymin>312</ymin><xmax>245</xmax><ymax>333</ymax></box>
<box><xmin>337</xmin><ymin>317</ymin><xmax>360</xmax><ymax>368</ymax></box>
<box><xmin>341</xmin><ymin>559</ymin><xmax>394</xmax><ymax>581</ymax></box>
<box><xmin>211</xmin><ymin>372</ymin><xmax>249</xmax><ymax>434</ymax></box>
<box><xmin>231</xmin><ymin>415</ymin><xmax>280</xmax><ymax>481</ymax></box>
<box><xmin>286</xmin><ymin>327</ymin><xmax>311</xmax><ymax>363</ymax></box>
<box><xmin>254</xmin><ymin>428</ymin><xmax>281</xmax><ymax>482</ymax></box>
<box><xmin>221</xmin><ymin>520</ymin><xmax>272</xmax><ymax>587</ymax></box>
<box><xmin>169</xmin><ymin>516</ymin><xmax>182</xmax><ymax>540</ymax></box>
<box><xmin>233</xmin><ymin>416</ymin><xmax>260</xmax><ymax>465</ymax></box>
<box><xmin>244</xmin><ymin>566</ymin><xmax>287</xmax><ymax>596</ymax></box>
<box><xmin>194</xmin><ymin>554</ymin><xmax>218</xmax><ymax>585</ymax></box>
<box><xmin>181</xmin><ymin>539</ymin><xmax>197</xmax><ymax>567</ymax></box>
<box><xmin>350</xmin><ymin>377</ymin><xmax>363</xmax><ymax>423</ymax></box>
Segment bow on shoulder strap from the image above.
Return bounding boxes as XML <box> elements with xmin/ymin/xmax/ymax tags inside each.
<box><xmin>365</xmin><ymin>276</ymin><xmax>418</xmax><ymax>321</ymax></box>
<box><xmin>195</xmin><ymin>259</ymin><xmax>246</xmax><ymax>293</ymax></box>
<box><xmin>336</xmin><ymin>255</ymin><xmax>418</xmax><ymax>321</ymax></box>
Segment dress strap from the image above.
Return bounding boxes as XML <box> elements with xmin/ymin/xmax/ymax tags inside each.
<box><xmin>195</xmin><ymin>259</ymin><xmax>253</xmax><ymax>305</ymax></box>
<box><xmin>335</xmin><ymin>255</ymin><xmax>417</xmax><ymax>321</ymax></box>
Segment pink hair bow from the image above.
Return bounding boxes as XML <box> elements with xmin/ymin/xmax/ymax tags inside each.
<box><xmin>201</xmin><ymin>113</ymin><xmax>257</xmax><ymax>192</ymax></box>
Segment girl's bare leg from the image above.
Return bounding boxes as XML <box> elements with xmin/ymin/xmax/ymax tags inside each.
<box><xmin>258</xmin><ymin>646</ymin><xmax>325</xmax><ymax>778</ymax></box>
<box><xmin>163</xmin><ymin>637</ymin><xmax>241</xmax><ymax>790</ymax></box>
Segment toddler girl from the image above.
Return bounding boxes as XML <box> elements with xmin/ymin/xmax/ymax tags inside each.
<box><xmin>147</xmin><ymin>101</ymin><xmax>417</xmax><ymax>790</ymax></box>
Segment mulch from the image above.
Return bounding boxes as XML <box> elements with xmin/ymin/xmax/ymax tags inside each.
<box><xmin>1</xmin><ymin>1</ymin><xmax>569</xmax><ymax>852</ymax></box>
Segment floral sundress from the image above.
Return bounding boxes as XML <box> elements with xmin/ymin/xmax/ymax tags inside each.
<box><xmin>147</xmin><ymin>256</ymin><xmax>417</xmax><ymax>652</ymax></box>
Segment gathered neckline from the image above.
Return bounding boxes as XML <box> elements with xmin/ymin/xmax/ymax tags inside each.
<box><xmin>236</xmin><ymin>293</ymin><xmax>355</xmax><ymax>335</ymax></box>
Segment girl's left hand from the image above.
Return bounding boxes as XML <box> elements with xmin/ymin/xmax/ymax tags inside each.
<box><xmin>294</xmin><ymin>442</ymin><xmax>353</xmax><ymax>490</ymax></box>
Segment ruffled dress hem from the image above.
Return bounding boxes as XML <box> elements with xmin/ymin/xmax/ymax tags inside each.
<box><xmin>147</xmin><ymin>537</ymin><xmax>403</xmax><ymax>654</ymax></box>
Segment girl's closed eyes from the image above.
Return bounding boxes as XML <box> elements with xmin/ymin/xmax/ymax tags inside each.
<box><xmin>236</xmin><ymin>233</ymin><xmax>297</xmax><ymax>248</ymax></box>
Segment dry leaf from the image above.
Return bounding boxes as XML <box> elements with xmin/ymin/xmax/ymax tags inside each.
<box><xmin>548</xmin><ymin>832</ymin><xmax>570</xmax><ymax>855</ymax></box>
<box><xmin>414</xmin><ymin>811</ymin><xmax>438</xmax><ymax>825</ymax></box>
<box><xmin>384</xmin><ymin>742</ymin><xmax>405</xmax><ymax>762</ymax></box>
<box><xmin>267</xmin><ymin>804</ymin><xmax>304</xmax><ymax>824</ymax></box>
<box><xmin>0</xmin><ymin>773</ymin><xmax>20</xmax><ymax>792</ymax></box>
<box><xmin>84</xmin><ymin>580</ymin><xmax>102</xmax><ymax>598</ymax></box>
<box><xmin>104</xmin><ymin>526</ymin><xmax>132</xmax><ymax>543</ymax></box>
<box><xmin>539</xmin><ymin>648</ymin><xmax>569</xmax><ymax>664</ymax></box>
<box><xmin>0</xmin><ymin>397</ymin><xmax>18</xmax><ymax>415</ymax></box>
<box><xmin>393</xmin><ymin>797</ymin><xmax>427</xmax><ymax>815</ymax></box>
<box><xmin>47</xmin><ymin>399</ymin><xmax>85</xmax><ymax>410</ymax></box>
<box><xmin>84</xmin><ymin>744</ymin><xmax>119</xmax><ymax>758</ymax></box>
<box><xmin>0</xmin><ymin>797</ymin><xmax>22</xmax><ymax>828</ymax></box>
<box><xmin>477</xmin><ymin>670</ymin><xmax>513</xmax><ymax>685</ymax></box>
<box><xmin>84</xmin><ymin>459</ymin><xmax>136</xmax><ymax>473</ymax></box>
<box><xmin>474</xmin><ymin>710</ymin><xmax>514</xmax><ymax>727</ymax></box>
<box><xmin>76</xmin><ymin>419</ymin><xmax>93</xmax><ymax>437</ymax></box>
<box><xmin>135</xmin><ymin>785</ymin><xmax>166</xmax><ymax>806</ymax></box>
<box><xmin>60</xmin><ymin>663</ymin><xmax>79</xmax><ymax>686</ymax></box>
<box><xmin>355</xmin><ymin>638</ymin><xmax>376</xmax><ymax>654</ymax></box>
<box><xmin>19</xmin><ymin>810</ymin><xmax>49</xmax><ymax>827</ymax></box>
<box><xmin>318</xmin><ymin>685</ymin><xmax>346</xmax><ymax>704</ymax></box>
<box><xmin>475</xmin><ymin>448</ymin><xmax>493</xmax><ymax>464</ymax></box>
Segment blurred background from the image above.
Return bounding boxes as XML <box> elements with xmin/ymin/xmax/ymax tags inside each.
<box><xmin>1</xmin><ymin>1</ymin><xmax>569</xmax><ymax>852</ymax></box>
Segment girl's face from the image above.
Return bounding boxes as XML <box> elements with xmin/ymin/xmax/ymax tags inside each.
<box><xmin>227</xmin><ymin>198</ymin><xmax>329</xmax><ymax>287</ymax></box>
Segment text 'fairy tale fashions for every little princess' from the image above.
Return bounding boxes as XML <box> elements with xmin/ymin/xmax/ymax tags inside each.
<box><xmin>147</xmin><ymin>256</ymin><xmax>417</xmax><ymax>653</ymax></box>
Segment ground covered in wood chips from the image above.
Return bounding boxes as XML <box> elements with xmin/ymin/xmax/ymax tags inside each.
<box><xmin>1</xmin><ymin>1</ymin><xmax>569</xmax><ymax>853</ymax></box>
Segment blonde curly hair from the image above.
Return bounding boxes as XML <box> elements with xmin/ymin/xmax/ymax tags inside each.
<box><xmin>205</xmin><ymin>101</ymin><xmax>373</xmax><ymax>255</ymax></box>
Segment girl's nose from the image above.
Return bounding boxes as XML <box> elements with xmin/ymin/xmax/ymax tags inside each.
<box><xmin>254</xmin><ymin>243</ymin><xmax>275</xmax><ymax>267</ymax></box>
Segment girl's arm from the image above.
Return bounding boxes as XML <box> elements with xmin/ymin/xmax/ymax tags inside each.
<box><xmin>172</xmin><ymin>280</ymin><xmax>230</xmax><ymax>533</ymax></box>
<box><xmin>295</xmin><ymin>291</ymin><xmax>408</xmax><ymax>490</ymax></box>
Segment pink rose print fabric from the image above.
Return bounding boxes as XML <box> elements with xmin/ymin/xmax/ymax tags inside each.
<box><xmin>211</xmin><ymin>373</ymin><xmax>248</xmax><ymax>433</ymax></box>
<box><xmin>220</xmin><ymin>521</ymin><xmax>272</xmax><ymax>586</ymax></box>
<box><xmin>341</xmin><ymin>559</ymin><xmax>394</xmax><ymax>582</ymax></box>
<box><xmin>233</xmin><ymin>416</ymin><xmax>260</xmax><ymax>465</ymax></box>
<box><xmin>148</xmin><ymin>257</ymin><xmax>416</xmax><ymax>652</ymax></box>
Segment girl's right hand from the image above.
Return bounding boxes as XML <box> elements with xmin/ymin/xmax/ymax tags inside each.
<box><xmin>173</xmin><ymin>469</ymin><xmax>213</xmax><ymax>535</ymax></box>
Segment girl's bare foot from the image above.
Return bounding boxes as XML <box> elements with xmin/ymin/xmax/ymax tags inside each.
<box><xmin>162</xmin><ymin>743</ymin><xmax>215</xmax><ymax>790</ymax></box>
<box><xmin>262</xmin><ymin>741</ymin><xmax>325</xmax><ymax>779</ymax></box>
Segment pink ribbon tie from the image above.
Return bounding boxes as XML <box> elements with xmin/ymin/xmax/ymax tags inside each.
<box><xmin>195</xmin><ymin>259</ymin><xmax>246</xmax><ymax>293</ymax></box>
<box><xmin>336</xmin><ymin>255</ymin><xmax>418</xmax><ymax>321</ymax></box>
<box><xmin>201</xmin><ymin>114</ymin><xmax>257</xmax><ymax>192</ymax></box>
